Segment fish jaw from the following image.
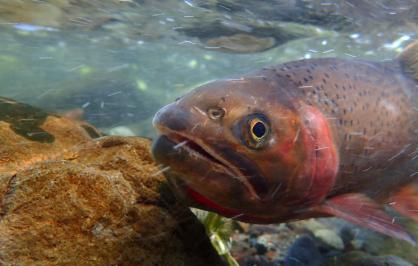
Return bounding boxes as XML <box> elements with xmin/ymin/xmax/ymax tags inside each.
<box><xmin>152</xmin><ymin>133</ymin><xmax>272</xmax><ymax>220</ymax></box>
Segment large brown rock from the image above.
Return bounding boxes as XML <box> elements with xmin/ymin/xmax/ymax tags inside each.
<box><xmin>0</xmin><ymin>128</ymin><xmax>224</xmax><ymax>265</ymax></box>
<box><xmin>0</xmin><ymin>97</ymin><xmax>101</xmax><ymax>176</ymax></box>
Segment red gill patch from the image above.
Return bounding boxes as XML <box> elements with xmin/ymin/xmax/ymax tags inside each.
<box><xmin>297</xmin><ymin>104</ymin><xmax>339</xmax><ymax>205</ymax></box>
<box><xmin>186</xmin><ymin>186</ymin><xmax>240</xmax><ymax>217</ymax></box>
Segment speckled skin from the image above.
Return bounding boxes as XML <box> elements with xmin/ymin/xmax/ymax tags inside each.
<box><xmin>264</xmin><ymin>58</ymin><xmax>417</xmax><ymax>201</ymax></box>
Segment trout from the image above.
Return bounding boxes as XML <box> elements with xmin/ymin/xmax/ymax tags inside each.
<box><xmin>152</xmin><ymin>41</ymin><xmax>418</xmax><ymax>244</ymax></box>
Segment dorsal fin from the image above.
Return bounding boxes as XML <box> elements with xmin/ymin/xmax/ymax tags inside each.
<box><xmin>398</xmin><ymin>40</ymin><xmax>418</xmax><ymax>80</ymax></box>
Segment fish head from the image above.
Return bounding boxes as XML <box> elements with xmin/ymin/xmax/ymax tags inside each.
<box><xmin>152</xmin><ymin>76</ymin><xmax>336</xmax><ymax>222</ymax></box>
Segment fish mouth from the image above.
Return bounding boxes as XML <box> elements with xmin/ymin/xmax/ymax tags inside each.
<box><xmin>153</xmin><ymin>127</ymin><xmax>261</xmax><ymax>202</ymax></box>
<box><xmin>166</xmin><ymin>132</ymin><xmax>230</xmax><ymax>170</ymax></box>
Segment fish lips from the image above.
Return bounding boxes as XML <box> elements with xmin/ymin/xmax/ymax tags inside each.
<box><xmin>152</xmin><ymin>134</ymin><xmax>254</xmax><ymax>212</ymax></box>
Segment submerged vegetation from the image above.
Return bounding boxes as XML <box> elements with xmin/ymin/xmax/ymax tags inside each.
<box><xmin>194</xmin><ymin>210</ymin><xmax>239</xmax><ymax>266</ymax></box>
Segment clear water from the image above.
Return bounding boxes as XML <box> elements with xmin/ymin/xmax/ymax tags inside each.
<box><xmin>0</xmin><ymin>0</ymin><xmax>417</xmax><ymax>265</ymax></box>
<box><xmin>1</xmin><ymin>1</ymin><xmax>416</xmax><ymax>137</ymax></box>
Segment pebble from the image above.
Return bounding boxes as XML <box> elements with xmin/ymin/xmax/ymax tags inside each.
<box><xmin>284</xmin><ymin>235</ymin><xmax>324</xmax><ymax>266</ymax></box>
<box><xmin>314</xmin><ymin>229</ymin><xmax>345</xmax><ymax>250</ymax></box>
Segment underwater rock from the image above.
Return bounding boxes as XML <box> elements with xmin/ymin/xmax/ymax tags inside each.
<box><xmin>239</xmin><ymin>255</ymin><xmax>278</xmax><ymax>266</ymax></box>
<box><xmin>313</xmin><ymin>217</ymin><xmax>418</xmax><ymax>265</ymax></box>
<box><xmin>177</xmin><ymin>19</ymin><xmax>309</xmax><ymax>53</ymax></box>
<box><xmin>106</xmin><ymin>125</ymin><xmax>136</xmax><ymax>136</ymax></box>
<box><xmin>323</xmin><ymin>251</ymin><xmax>414</xmax><ymax>266</ymax></box>
<box><xmin>0</xmin><ymin>97</ymin><xmax>101</xmax><ymax>176</ymax></box>
<box><xmin>232</xmin><ymin>217</ymin><xmax>418</xmax><ymax>265</ymax></box>
<box><xmin>0</xmin><ymin>1</ymin><xmax>64</xmax><ymax>27</ymax></box>
<box><xmin>291</xmin><ymin>217</ymin><xmax>418</xmax><ymax>265</ymax></box>
<box><xmin>1</xmin><ymin>0</ymin><xmax>416</xmax><ymax>48</ymax></box>
<box><xmin>0</xmin><ymin>136</ymin><xmax>225</xmax><ymax>265</ymax></box>
<box><xmin>203</xmin><ymin>34</ymin><xmax>276</xmax><ymax>53</ymax></box>
<box><xmin>195</xmin><ymin>0</ymin><xmax>355</xmax><ymax>32</ymax></box>
<box><xmin>197</xmin><ymin>0</ymin><xmax>418</xmax><ymax>32</ymax></box>
<box><xmin>232</xmin><ymin>223</ymin><xmax>299</xmax><ymax>265</ymax></box>
<box><xmin>284</xmin><ymin>235</ymin><xmax>324</xmax><ymax>266</ymax></box>
<box><xmin>313</xmin><ymin>229</ymin><xmax>344</xmax><ymax>250</ymax></box>
<box><xmin>348</xmin><ymin>219</ymin><xmax>418</xmax><ymax>265</ymax></box>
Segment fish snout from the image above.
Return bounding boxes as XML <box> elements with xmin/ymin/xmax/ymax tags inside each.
<box><xmin>153</xmin><ymin>103</ymin><xmax>191</xmax><ymax>133</ymax></box>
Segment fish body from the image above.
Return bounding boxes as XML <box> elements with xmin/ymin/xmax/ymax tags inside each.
<box><xmin>152</xmin><ymin>42</ymin><xmax>418</xmax><ymax>244</ymax></box>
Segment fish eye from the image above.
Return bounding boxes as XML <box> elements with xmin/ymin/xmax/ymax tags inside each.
<box><xmin>236</xmin><ymin>113</ymin><xmax>270</xmax><ymax>149</ymax></box>
<box><xmin>208</xmin><ymin>107</ymin><xmax>225</xmax><ymax>120</ymax></box>
<box><xmin>250</xmin><ymin>118</ymin><xmax>268</xmax><ymax>140</ymax></box>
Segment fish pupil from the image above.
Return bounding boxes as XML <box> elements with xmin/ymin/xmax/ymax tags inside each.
<box><xmin>252</xmin><ymin>122</ymin><xmax>266</xmax><ymax>138</ymax></box>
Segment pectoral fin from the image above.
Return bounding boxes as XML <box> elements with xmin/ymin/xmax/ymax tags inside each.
<box><xmin>390</xmin><ymin>183</ymin><xmax>418</xmax><ymax>221</ymax></box>
<box><xmin>317</xmin><ymin>193</ymin><xmax>416</xmax><ymax>245</ymax></box>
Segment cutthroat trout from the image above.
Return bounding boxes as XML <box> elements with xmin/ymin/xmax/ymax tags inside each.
<box><xmin>152</xmin><ymin>41</ymin><xmax>418</xmax><ymax>244</ymax></box>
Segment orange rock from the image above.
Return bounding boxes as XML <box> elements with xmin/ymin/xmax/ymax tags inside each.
<box><xmin>0</xmin><ymin>98</ymin><xmax>224</xmax><ymax>265</ymax></box>
<box><xmin>0</xmin><ymin>97</ymin><xmax>100</xmax><ymax>176</ymax></box>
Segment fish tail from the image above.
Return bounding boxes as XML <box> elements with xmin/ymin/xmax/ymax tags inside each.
<box><xmin>398</xmin><ymin>40</ymin><xmax>418</xmax><ymax>80</ymax></box>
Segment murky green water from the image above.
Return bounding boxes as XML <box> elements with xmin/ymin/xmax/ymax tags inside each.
<box><xmin>0</xmin><ymin>1</ymin><xmax>417</xmax><ymax>265</ymax></box>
